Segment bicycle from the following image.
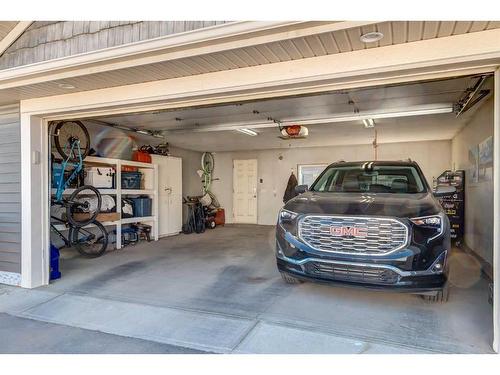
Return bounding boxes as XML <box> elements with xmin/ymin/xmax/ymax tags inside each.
<box><xmin>50</xmin><ymin>215</ymin><xmax>109</xmax><ymax>258</ymax></box>
<box><xmin>50</xmin><ymin>120</ymin><xmax>109</xmax><ymax>257</ymax></box>
<box><xmin>51</xmin><ymin>120</ymin><xmax>102</xmax><ymax>227</ymax></box>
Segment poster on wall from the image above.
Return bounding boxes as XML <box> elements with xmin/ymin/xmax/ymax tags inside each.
<box><xmin>468</xmin><ymin>144</ymin><xmax>479</xmax><ymax>183</ymax></box>
<box><xmin>478</xmin><ymin>136</ymin><xmax>493</xmax><ymax>182</ymax></box>
<box><xmin>479</xmin><ymin>136</ymin><xmax>493</xmax><ymax>167</ymax></box>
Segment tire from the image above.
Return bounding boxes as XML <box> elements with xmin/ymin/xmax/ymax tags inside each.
<box><xmin>201</xmin><ymin>152</ymin><xmax>215</xmax><ymax>173</ymax></box>
<box><xmin>207</xmin><ymin>220</ymin><xmax>216</xmax><ymax>229</ymax></box>
<box><xmin>70</xmin><ymin>220</ymin><xmax>108</xmax><ymax>258</ymax></box>
<box><xmin>280</xmin><ymin>272</ymin><xmax>304</xmax><ymax>284</ymax></box>
<box><xmin>420</xmin><ymin>283</ymin><xmax>449</xmax><ymax>303</ymax></box>
<box><xmin>66</xmin><ymin>185</ymin><xmax>102</xmax><ymax>227</ymax></box>
<box><xmin>53</xmin><ymin>121</ymin><xmax>90</xmax><ymax>161</ymax></box>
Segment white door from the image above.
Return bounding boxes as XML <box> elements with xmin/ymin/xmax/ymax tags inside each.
<box><xmin>152</xmin><ymin>155</ymin><xmax>182</xmax><ymax>237</ymax></box>
<box><xmin>233</xmin><ymin>159</ymin><xmax>258</xmax><ymax>224</ymax></box>
<box><xmin>166</xmin><ymin>157</ymin><xmax>182</xmax><ymax>235</ymax></box>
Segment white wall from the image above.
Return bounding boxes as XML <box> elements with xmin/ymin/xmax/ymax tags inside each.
<box><xmin>211</xmin><ymin>140</ymin><xmax>452</xmax><ymax>225</ymax></box>
<box><xmin>452</xmin><ymin>98</ymin><xmax>494</xmax><ymax>266</ymax></box>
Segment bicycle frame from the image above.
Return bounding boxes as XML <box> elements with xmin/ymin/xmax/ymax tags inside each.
<box><xmin>50</xmin><ymin>216</ymin><xmax>71</xmax><ymax>249</ymax></box>
<box><xmin>54</xmin><ymin>139</ymin><xmax>84</xmax><ymax>202</ymax></box>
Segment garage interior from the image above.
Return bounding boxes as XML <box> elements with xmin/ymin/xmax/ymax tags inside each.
<box><xmin>36</xmin><ymin>74</ymin><xmax>495</xmax><ymax>353</ymax></box>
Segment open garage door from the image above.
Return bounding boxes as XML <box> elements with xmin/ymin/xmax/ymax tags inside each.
<box><xmin>30</xmin><ymin>73</ymin><xmax>497</xmax><ymax>354</ymax></box>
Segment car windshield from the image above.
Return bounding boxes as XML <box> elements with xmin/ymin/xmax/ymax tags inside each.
<box><xmin>310</xmin><ymin>164</ymin><xmax>426</xmax><ymax>194</ymax></box>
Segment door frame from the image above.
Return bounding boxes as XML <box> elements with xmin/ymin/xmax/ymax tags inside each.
<box><xmin>232</xmin><ymin>159</ymin><xmax>258</xmax><ymax>224</ymax></box>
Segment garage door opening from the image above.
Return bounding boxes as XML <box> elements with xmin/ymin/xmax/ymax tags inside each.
<box><xmin>45</xmin><ymin>74</ymin><xmax>495</xmax><ymax>353</ymax></box>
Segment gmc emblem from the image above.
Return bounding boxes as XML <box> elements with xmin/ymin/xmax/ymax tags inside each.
<box><xmin>330</xmin><ymin>226</ymin><xmax>368</xmax><ymax>238</ymax></box>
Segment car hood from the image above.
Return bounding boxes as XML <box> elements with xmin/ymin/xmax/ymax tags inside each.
<box><xmin>284</xmin><ymin>191</ymin><xmax>442</xmax><ymax>218</ymax></box>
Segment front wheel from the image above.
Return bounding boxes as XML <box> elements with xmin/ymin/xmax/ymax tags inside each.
<box><xmin>70</xmin><ymin>220</ymin><xmax>108</xmax><ymax>258</ymax></box>
<box><xmin>66</xmin><ymin>185</ymin><xmax>102</xmax><ymax>227</ymax></box>
<box><xmin>280</xmin><ymin>272</ymin><xmax>304</xmax><ymax>284</ymax></box>
<box><xmin>420</xmin><ymin>283</ymin><xmax>449</xmax><ymax>303</ymax></box>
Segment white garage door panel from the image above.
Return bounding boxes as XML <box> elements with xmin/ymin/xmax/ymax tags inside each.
<box><xmin>233</xmin><ymin>159</ymin><xmax>257</xmax><ymax>223</ymax></box>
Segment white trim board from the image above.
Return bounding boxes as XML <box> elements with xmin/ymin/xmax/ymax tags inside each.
<box><xmin>0</xmin><ymin>21</ymin><xmax>33</xmax><ymax>56</ymax></box>
<box><xmin>493</xmin><ymin>68</ymin><xmax>500</xmax><ymax>353</ymax></box>
<box><xmin>0</xmin><ymin>271</ymin><xmax>21</xmax><ymax>286</ymax></box>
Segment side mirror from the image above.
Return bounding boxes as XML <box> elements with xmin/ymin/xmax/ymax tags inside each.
<box><xmin>295</xmin><ymin>184</ymin><xmax>308</xmax><ymax>194</ymax></box>
<box><xmin>433</xmin><ymin>185</ymin><xmax>456</xmax><ymax>197</ymax></box>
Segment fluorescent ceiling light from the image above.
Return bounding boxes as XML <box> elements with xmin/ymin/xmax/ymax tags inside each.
<box><xmin>236</xmin><ymin>128</ymin><xmax>258</xmax><ymax>136</ymax></box>
<box><xmin>363</xmin><ymin>118</ymin><xmax>375</xmax><ymax>128</ymax></box>
<box><xmin>166</xmin><ymin>104</ymin><xmax>454</xmax><ymax>133</ymax></box>
<box><xmin>281</xmin><ymin>104</ymin><xmax>454</xmax><ymax>126</ymax></box>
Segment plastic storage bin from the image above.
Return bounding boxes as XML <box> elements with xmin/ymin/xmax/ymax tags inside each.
<box><xmin>51</xmin><ymin>163</ymin><xmax>63</xmax><ymax>188</ymax></box>
<box><xmin>131</xmin><ymin>196</ymin><xmax>152</xmax><ymax>217</ymax></box>
<box><xmin>121</xmin><ymin>171</ymin><xmax>142</xmax><ymax>189</ymax></box>
<box><xmin>84</xmin><ymin>167</ymin><xmax>115</xmax><ymax>188</ymax></box>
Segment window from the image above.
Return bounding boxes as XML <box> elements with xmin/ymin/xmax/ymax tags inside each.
<box><xmin>298</xmin><ymin>164</ymin><xmax>328</xmax><ymax>187</ymax></box>
<box><xmin>311</xmin><ymin>165</ymin><xmax>426</xmax><ymax>194</ymax></box>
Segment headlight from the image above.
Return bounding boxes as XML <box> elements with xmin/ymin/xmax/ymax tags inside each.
<box><xmin>278</xmin><ymin>209</ymin><xmax>299</xmax><ymax>236</ymax></box>
<box><xmin>410</xmin><ymin>214</ymin><xmax>444</xmax><ymax>242</ymax></box>
<box><xmin>279</xmin><ymin>209</ymin><xmax>298</xmax><ymax>224</ymax></box>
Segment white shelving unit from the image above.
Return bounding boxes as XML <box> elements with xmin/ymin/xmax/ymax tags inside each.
<box><xmin>52</xmin><ymin>156</ymin><xmax>159</xmax><ymax>249</ymax></box>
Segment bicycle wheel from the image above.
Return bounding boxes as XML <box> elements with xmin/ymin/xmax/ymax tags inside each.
<box><xmin>201</xmin><ymin>152</ymin><xmax>215</xmax><ymax>174</ymax></box>
<box><xmin>70</xmin><ymin>220</ymin><xmax>108</xmax><ymax>258</ymax></box>
<box><xmin>66</xmin><ymin>185</ymin><xmax>102</xmax><ymax>227</ymax></box>
<box><xmin>53</xmin><ymin>120</ymin><xmax>90</xmax><ymax>161</ymax></box>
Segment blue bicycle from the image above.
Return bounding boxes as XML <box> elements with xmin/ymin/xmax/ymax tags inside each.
<box><xmin>50</xmin><ymin>120</ymin><xmax>108</xmax><ymax>258</ymax></box>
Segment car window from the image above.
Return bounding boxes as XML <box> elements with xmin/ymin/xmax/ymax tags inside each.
<box><xmin>311</xmin><ymin>165</ymin><xmax>426</xmax><ymax>193</ymax></box>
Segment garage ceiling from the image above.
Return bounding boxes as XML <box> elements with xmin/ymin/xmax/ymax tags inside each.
<box><xmin>93</xmin><ymin>75</ymin><xmax>492</xmax><ymax>152</ymax></box>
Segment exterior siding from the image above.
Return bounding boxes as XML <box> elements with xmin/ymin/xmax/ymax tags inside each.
<box><xmin>0</xmin><ymin>105</ymin><xmax>21</xmax><ymax>276</ymax></box>
<box><xmin>0</xmin><ymin>21</ymin><xmax>230</xmax><ymax>70</ymax></box>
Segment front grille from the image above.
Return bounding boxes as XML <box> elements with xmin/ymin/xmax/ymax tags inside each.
<box><xmin>299</xmin><ymin>215</ymin><xmax>408</xmax><ymax>255</ymax></box>
<box><xmin>304</xmin><ymin>261</ymin><xmax>400</xmax><ymax>285</ymax></box>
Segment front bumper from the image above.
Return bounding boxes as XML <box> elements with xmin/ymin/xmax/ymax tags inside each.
<box><xmin>276</xmin><ymin>227</ymin><xmax>448</xmax><ymax>292</ymax></box>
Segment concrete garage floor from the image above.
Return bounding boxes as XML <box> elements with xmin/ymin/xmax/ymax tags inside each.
<box><xmin>0</xmin><ymin>225</ymin><xmax>494</xmax><ymax>354</ymax></box>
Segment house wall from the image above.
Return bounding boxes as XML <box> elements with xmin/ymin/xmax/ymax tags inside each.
<box><xmin>210</xmin><ymin>140</ymin><xmax>452</xmax><ymax>225</ymax></box>
<box><xmin>0</xmin><ymin>104</ymin><xmax>21</xmax><ymax>285</ymax></box>
<box><xmin>0</xmin><ymin>21</ymin><xmax>229</xmax><ymax>70</ymax></box>
<box><xmin>451</xmin><ymin>98</ymin><xmax>494</xmax><ymax>266</ymax></box>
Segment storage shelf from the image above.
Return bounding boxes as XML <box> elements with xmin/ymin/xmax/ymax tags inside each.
<box><xmin>51</xmin><ymin>216</ymin><xmax>156</xmax><ymax>231</ymax></box>
<box><xmin>121</xmin><ymin>216</ymin><xmax>155</xmax><ymax>224</ymax></box>
<box><xmin>51</xmin><ymin>188</ymin><xmax>118</xmax><ymax>195</ymax></box>
<box><xmin>50</xmin><ymin>155</ymin><xmax>159</xmax><ymax>249</ymax></box>
<box><xmin>52</xmin><ymin>188</ymin><xmax>155</xmax><ymax>195</ymax></box>
<box><xmin>121</xmin><ymin>189</ymin><xmax>155</xmax><ymax>195</ymax></box>
<box><xmin>52</xmin><ymin>220</ymin><xmax>119</xmax><ymax>231</ymax></box>
<box><xmin>85</xmin><ymin>156</ymin><xmax>155</xmax><ymax>169</ymax></box>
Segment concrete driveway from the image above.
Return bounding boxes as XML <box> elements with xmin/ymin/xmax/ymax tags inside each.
<box><xmin>0</xmin><ymin>225</ymin><xmax>493</xmax><ymax>353</ymax></box>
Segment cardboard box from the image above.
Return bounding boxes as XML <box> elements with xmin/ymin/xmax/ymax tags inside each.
<box><xmin>73</xmin><ymin>212</ymin><xmax>120</xmax><ymax>223</ymax></box>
